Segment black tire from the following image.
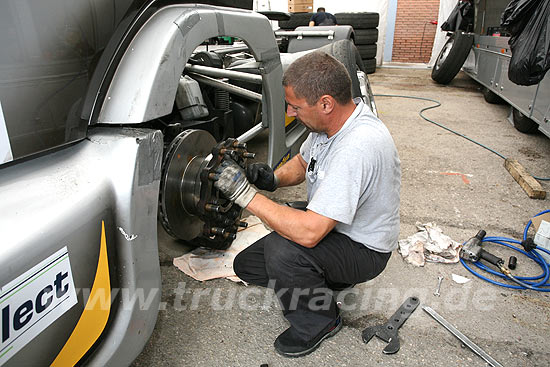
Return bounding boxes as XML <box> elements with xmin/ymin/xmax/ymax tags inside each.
<box><xmin>431</xmin><ymin>32</ymin><xmax>473</xmax><ymax>84</ymax></box>
<box><xmin>482</xmin><ymin>87</ymin><xmax>505</xmax><ymax>104</ymax></box>
<box><xmin>318</xmin><ymin>40</ymin><xmax>364</xmax><ymax>99</ymax></box>
<box><xmin>357</xmin><ymin>44</ymin><xmax>377</xmax><ymax>59</ymax></box>
<box><xmin>335</xmin><ymin>12</ymin><xmax>379</xmax><ymax>29</ymax></box>
<box><xmin>512</xmin><ymin>108</ymin><xmax>539</xmax><ymax>134</ymax></box>
<box><xmin>354</xmin><ymin>29</ymin><xmax>378</xmax><ymax>45</ymax></box>
<box><xmin>278</xmin><ymin>12</ymin><xmax>313</xmax><ymax>29</ymax></box>
<box><xmin>362</xmin><ymin>58</ymin><xmax>376</xmax><ymax>74</ymax></box>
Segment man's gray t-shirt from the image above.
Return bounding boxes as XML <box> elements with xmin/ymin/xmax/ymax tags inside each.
<box><xmin>299</xmin><ymin>100</ymin><xmax>401</xmax><ymax>253</ymax></box>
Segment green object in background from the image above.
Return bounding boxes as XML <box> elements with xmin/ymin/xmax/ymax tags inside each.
<box><xmin>219</xmin><ymin>36</ymin><xmax>235</xmax><ymax>44</ymax></box>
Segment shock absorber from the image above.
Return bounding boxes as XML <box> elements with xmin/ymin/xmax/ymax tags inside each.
<box><xmin>214</xmin><ymin>80</ymin><xmax>230</xmax><ymax>111</ymax></box>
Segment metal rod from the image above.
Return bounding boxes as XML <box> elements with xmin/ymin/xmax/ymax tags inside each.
<box><xmin>422</xmin><ymin>306</ymin><xmax>503</xmax><ymax>367</ymax></box>
<box><xmin>274</xmin><ymin>30</ymin><xmax>335</xmax><ymax>38</ymax></box>
<box><xmin>237</xmin><ymin>123</ymin><xmax>265</xmax><ymax>143</ymax></box>
<box><xmin>211</xmin><ymin>45</ymin><xmax>249</xmax><ymax>56</ymax></box>
<box><xmin>185</xmin><ymin>64</ymin><xmax>263</xmax><ymax>84</ymax></box>
<box><xmin>227</xmin><ymin>61</ymin><xmax>261</xmax><ymax>71</ymax></box>
<box><xmin>188</xmin><ymin>72</ymin><xmax>262</xmax><ymax>102</ymax></box>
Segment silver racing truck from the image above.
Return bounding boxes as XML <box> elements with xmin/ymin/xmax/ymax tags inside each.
<box><xmin>0</xmin><ymin>1</ymin><xmax>375</xmax><ymax>365</ymax></box>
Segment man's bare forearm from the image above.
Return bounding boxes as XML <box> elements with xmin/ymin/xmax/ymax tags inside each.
<box><xmin>274</xmin><ymin>154</ymin><xmax>307</xmax><ymax>188</ymax></box>
<box><xmin>246</xmin><ymin>193</ymin><xmax>336</xmax><ymax>247</ymax></box>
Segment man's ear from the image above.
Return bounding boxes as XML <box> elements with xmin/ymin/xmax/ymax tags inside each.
<box><xmin>319</xmin><ymin>95</ymin><xmax>335</xmax><ymax>113</ymax></box>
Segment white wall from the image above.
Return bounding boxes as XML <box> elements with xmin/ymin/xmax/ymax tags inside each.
<box><xmin>254</xmin><ymin>0</ymin><xmax>389</xmax><ymax>64</ymax></box>
<box><xmin>429</xmin><ymin>0</ymin><xmax>457</xmax><ymax>66</ymax></box>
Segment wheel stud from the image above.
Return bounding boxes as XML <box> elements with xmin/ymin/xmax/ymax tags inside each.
<box><xmin>205</xmin><ymin>203</ymin><xmax>221</xmax><ymax>212</ymax></box>
<box><xmin>210</xmin><ymin>227</ymin><xmax>226</xmax><ymax>235</ymax></box>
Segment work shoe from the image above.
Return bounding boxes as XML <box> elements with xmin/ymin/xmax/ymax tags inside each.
<box><xmin>274</xmin><ymin>316</ymin><xmax>342</xmax><ymax>358</ymax></box>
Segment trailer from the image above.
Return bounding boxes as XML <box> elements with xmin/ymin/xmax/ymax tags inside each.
<box><xmin>431</xmin><ymin>0</ymin><xmax>550</xmax><ymax>138</ymax></box>
<box><xmin>464</xmin><ymin>34</ymin><xmax>550</xmax><ymax>137</ymax></box>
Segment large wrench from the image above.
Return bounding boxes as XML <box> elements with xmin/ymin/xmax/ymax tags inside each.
<box><xmin>362</xmin><ymin>297</ymin><xmax>419</xmax><ymax>354</ymax></box>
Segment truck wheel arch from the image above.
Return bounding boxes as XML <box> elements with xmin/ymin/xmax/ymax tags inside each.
<box><xmin>95</xmin><ymin>5</ymin><xmax>284</xmax><ymax>128</ymax></box>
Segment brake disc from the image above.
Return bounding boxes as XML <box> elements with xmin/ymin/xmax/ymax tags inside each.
<box><xmin>159</xmin><ymin>129</ymin><xmax>254</xmax><ymax>249</ymax></box>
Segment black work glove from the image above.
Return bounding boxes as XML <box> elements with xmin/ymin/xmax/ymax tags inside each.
<box><xmin>246</xmin><ymin>163</ymin><xmax>279</xmax><ymax>192</ymax></box>
<box><xmin>214</xmin><ymin>160</ymin><xmax>257</xmax><ymax>208</ymax></box>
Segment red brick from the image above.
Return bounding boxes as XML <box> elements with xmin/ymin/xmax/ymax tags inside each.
<box><xmin>392</xmin><ymin>0</ymin><xmax>440</xmax><ymax>63</ymax></box>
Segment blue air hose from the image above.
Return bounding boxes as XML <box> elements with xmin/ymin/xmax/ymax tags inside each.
<box><xmin>460</xmin><ymin>210</ymin><xmax>550</xmax><ymax>291</ymax></box>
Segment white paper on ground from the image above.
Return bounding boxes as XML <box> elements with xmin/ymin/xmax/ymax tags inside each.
<box><xmin>451</xmin><ymin>273</ymin><xmax>471</xmax><ymax>284</ymax></box>
<box><xmin>398</xmin><ymin>222</ymin><xmax>461</xmax><ymax>267</ymax></box>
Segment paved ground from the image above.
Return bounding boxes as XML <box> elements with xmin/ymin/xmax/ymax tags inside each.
<box><xmin>133</xmin><ymin>67</ymin><xmax>550</xmax><ymax>366</ymax></box>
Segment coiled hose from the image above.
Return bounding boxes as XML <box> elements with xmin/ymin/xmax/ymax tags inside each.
<box><xmin>460</xmin><ymin>210</ymin><xmax>550</xmax><ymax>291</ymax></box>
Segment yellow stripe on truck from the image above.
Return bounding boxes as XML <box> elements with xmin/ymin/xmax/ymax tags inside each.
<box><xmin>51</xmin><ymin>221</ymin><xmax>111</xmax><ymax>367</ymax></box>
<box><xmin>285</xmin><ymin>113</ymin><xmax>295</xmax><ymax>127</ymax></box>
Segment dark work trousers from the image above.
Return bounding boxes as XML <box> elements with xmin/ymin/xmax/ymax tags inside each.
<box><xmin>233</xmin><ymin>231</ymin><xmax>391</xmax><ymax>342</ymax></box>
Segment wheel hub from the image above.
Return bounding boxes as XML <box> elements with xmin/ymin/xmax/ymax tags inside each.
<box><xmin>159</xmin><ymin>129</ymin><xmax>254</xmax><ymax>249</ymax></box>
<box><xmin>435</xmin><ymin>38</ymin><xmax>454</xmax><ymax>70</ymax></box>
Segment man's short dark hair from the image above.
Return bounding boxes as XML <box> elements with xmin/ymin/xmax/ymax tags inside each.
<box><xmin>282</xmin><ymin>51</ymin><xmax>352</xmax><ymax>106</ymax></box>
<box><xmin>317</xmin><ymin>7</ymin><xmax>325</xmax><ymax>12</ymax></box>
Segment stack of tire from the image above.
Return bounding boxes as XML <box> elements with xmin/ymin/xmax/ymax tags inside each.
<box><xmin>335</xmin><ymin>12</ymin><xmax>379</xmax><ymax>74</ymax></box>
<box><xmin>278</xmin><ymin>12</ymin><xmax>379</xmax><ymax>74</ymax></box>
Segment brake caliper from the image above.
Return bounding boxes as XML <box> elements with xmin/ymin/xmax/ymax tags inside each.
<box><xmin>160</xmin><ymin>130</ymin><xmax>255</xmax><ymax>249</ymax></box>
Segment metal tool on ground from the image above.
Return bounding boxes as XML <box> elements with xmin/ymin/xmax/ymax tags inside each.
<box><xmin>362</xmin><ymin>297</ymin><xmax>419</xmax><ymax>354</ymax></box>
<box><xmin>460</xmin><ymin>229</ymin><xmax>542</xmax><ymax>290</ymax></box>
<box><xmin>460</xmin><ymin>230</ymin><xmax>504</xmax><ymax>267</ymax></box>
<box><xmin>508</xmin><ymin>256</ymin><xmax>517</xmax><ymax>270</ymax></box>
<box><xmin>422</xmin><ymin>306</ymin><xmax>503</xmax><ymax>367</ymax></box>
<box><xmin>433</xmin><ymin>276</ymin><xmax>443</xmax><ymax>296</ymax></box>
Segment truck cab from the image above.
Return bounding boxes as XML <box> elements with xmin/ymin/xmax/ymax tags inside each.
<box><xmin>0</xmin><ymin>1</ymin><xmax>375</xmax><ymax>365</ymax></box>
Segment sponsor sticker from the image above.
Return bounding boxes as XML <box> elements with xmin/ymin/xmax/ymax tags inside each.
<box><xmin>274</xmin><ymin>150</ymin><xmax>291</xmax><ymax>170</ymax></box>
<box><xmin>0</xmin><ymin>101</ymin><xmax>13</xmax><ymax>164</ymax></box>
<box><xmin>0</xmin><ymin>247</ymin><xmax>77</xmax><ymax>365</ymax></box>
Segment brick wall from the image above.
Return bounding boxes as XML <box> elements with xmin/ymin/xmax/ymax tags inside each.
<box><xmin>392</xmin><ymin>0</ymin><xmax>440</xmax><ymax>63</ymax></box>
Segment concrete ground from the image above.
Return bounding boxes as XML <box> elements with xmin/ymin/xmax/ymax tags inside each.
<box><xmin>133</xmin><ymin>68</ymin><xmax>550</xmax><ymax>366</ymax></box>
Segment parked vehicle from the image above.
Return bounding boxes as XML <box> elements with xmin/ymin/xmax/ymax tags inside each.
<box><xmin>0</xmin><ymin>1</ymin><xmax>375</xmax><ymax>365</ymax></box>
<box><xmin>431</xmin><ymin>0</ymin><xmax>550</xmax><ymax>138</ymax></box>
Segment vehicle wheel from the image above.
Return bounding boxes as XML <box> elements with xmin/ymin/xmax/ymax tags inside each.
<box><xmin>362</xmin><ymin>58</ymin><xmax>376</xmax><ymax>74</ymax></box>
<box><xmin>482</xmin><ymin>87</ymin><xmax>504</xmax><ymax>104</ymax></box>
<box><xmin>431</xmin><ymin>32</ymin><xmax>473</xmax><ymax>84</ymax></box>
<box><xmin>357</xmin><ymin>44</ymin><xmax>377</xmax><ymax>59</ymax></box>
<box><xmin>335</xmin><ymin>12</ymin><xmax>379</xmax><ymax>29</ymax></box>
<box><xmin>318</xmin><ymin>40</ymin><xmax>365</xmax><ymax>99</ymax></box>
<box><xmin>512</xmin><ymin>108</ymin><xmax>539</xmax><ymax>134</ymax></box>
<box><xmin>278</xmin><ymin>12</ymin><xmax>313</xmax><ymax>29</ymax></box>
<box><xmin>354</xmin><ymin>29</ymin><xmax>378</xmax><ymax>45</ymax></box>
<box><xmin>160</xmin><ymin>130</ymin><xmax>253</xmax><ymax>249</ymax></box>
